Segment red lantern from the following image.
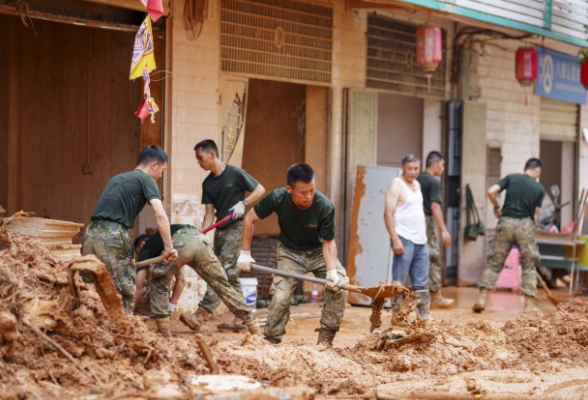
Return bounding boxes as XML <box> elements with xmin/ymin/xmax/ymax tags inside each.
<box><xmin>416</xmin><ymin>26</ymin><xmax>442</xmax><ymax>73</ymax></box>
<box><xmin>515</xmin><ymin>47</ymin><xmax>537</xmax><ymax>86</ymax></box>
<box><xmin>581</xmin><ymin>60</ymin><xmax>588</xmax><ymax>88</ymax></box>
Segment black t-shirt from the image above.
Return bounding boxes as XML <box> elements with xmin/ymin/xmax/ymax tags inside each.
<box><xmin>497</xmin><ymin>174</ymin><xmax>545</xmax><ymax>219</ymax></box>
<box><xmin>137</xmin><ymin>224</ymin><xmax>191</xmax><ymax>262</ymax></box>
<box><xmin>92</xmin><ymin>170</ymin><xmax>161</xmax><ymax>228</ymax></box>
<box><xmin>202</xmin><ymin>165</ymin><xmax>258</xmax><ymax>229</ymax></box>
<box><xmin>254</xmin><ymin>188</ymin><xmax>336</xmax><ymax>251</ymax></box>
<box><xmin>417</xmin><ymin>172</ymin><xmax>442</xmax><ymax>216</ymax></box>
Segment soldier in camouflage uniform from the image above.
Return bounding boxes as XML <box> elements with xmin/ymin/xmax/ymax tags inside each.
<box><xmin>417</xmin><ymin>151</ymin><xmax>454</xmax><ymax>308</ymax></box>
<box><xmin>237</xmin><ymin>163</ymin><xmax>348</xmax><ymax>348</ymax></box>
<box><xmin>473</xmin><ymin>158</ymin><xmax>545</xmax><ymax>314</ymax></box>
<box><xmin>83</xmin><ymin>146</ymin><xmax>176</xmax><ymax>314</ymax></box>
<box><xmin>137</xmin><ymin>224</ymin><xmax>260</xmax><ymax>337</ymax></box>
<box><xmin>194</xmin><ymin>140</ymin><xmax>265</xmax><ymax>333</ymax></box>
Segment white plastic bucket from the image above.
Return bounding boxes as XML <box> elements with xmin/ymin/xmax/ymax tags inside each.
<box><xmin>239</xmin><ymin>277</ymin><xmax>258</xmax><ymax>311</ymax></box>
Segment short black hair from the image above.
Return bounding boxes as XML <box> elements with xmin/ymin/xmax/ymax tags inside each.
<box><xmin>194</xmin><ymin>139</ymin><xmax>219</xmax><ymax>157</ymax></box>
<box><xmin>137</xmin><ymin>145</ymin><xmax>168</xmax><ymax>166</ymax></box>
<box><xmin>401</xmin><ymin>154</ymin><xmax>421</xmax><ymax>166</ymax></box>
<box><xmin>133</xmin><ymin>234</ymin><xmax>149</xmax><ymax>250</ymax></box>
<box><xmin>426</xmin><ymin>151</ymin><xmax>445</xmax><ymax>167</ymax></box>
<box><xmin>524</xmin><ymin>158</ymin><xmax>542</xmax><ymax>170</ymax></box>
<box><xmin>287</xmin><ymin>163</ymin><xmax>314</xmax><ymax>186</ymax></box>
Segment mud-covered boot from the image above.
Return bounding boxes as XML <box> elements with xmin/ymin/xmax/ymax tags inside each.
<box><xmin>155</xmin><ymin>317</ymin><xmax>172</xmax><ymax>338</ymax></box>
<box><xmin>316</xmin><ymin>327</ymin><xmax>337</xmax><ymax>349</ymax></box>
<box><xmin>179</xmin><ymin>308</ymin><xmax>210</xmax><ymax>333</ymax></box>
<box><xmin>244</xmin><ymin>319</ymin><xmax>262</xmax><ymax>336</ymax></box>
<box><xmin>415</xmin><ymin>289</ymin><xmax>432</xmax><ymax>322</ymax></box>
<box><xmin>472</xmin><ymin>289</ymin><xmax>489</xmax><ymax>313</ymax></box>
<box><xmin>217</xmin><ymin>317</ymin><xmax>247</xmax><ymax>333</ymax></box>
<box><xmin>523</xmin><ymin>296</ymin><xmax>541</xmax><ymax>314</ymax></box>
<box><xmin>430</xmin><ymin>290</ymin><xmax>455</xmax><ymax>309</ymax></box>
<box><xmin>390</xmin><ymin>294</ymin><xmax>405</xmax><ymax>325</ymax></box>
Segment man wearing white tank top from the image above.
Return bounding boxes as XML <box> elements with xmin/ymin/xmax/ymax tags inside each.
<box><xmin>384</xmin><ymin>154</ymin><xmax>432</xmax><ymax>322</ymax></box>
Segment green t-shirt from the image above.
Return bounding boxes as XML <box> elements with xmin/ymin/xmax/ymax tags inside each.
<box><xmin>137</xmin><ymin>224</ymin><xmax>191</xmax><ymax>264</ymax></box>
<box><xmin>92</xmin><ymin>170</ymin><xmax>161</xmax><ymax>228</ymax></box>
<box><xmin>417</xmin><ymin>172</ymin><xmax>442</xmax><ymax>216</ymax></box>
<box><xmin>202</xmin><ymin>165</ymin><xmax>258</xmax><ymax>229</ymax></box>
<box><xmin>497</xmin><ymin>173</ymin><xmax>545</xmax><ymax>219</ymax></box>
<box><xmin>254</xmin><ymin>188</ymin><xmax>336</xmax><ymax>251</ymax></box>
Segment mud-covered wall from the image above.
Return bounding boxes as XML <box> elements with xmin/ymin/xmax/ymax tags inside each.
<box><xmin>242</xmin><ymin>79</ymin><xmax>306</xmax><ymax>237</ymax></box>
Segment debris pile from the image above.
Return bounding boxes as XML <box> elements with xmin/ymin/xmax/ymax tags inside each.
<box><xmin>0</xmin><ymin>227</ymin><xmax>208</xmax><ymax>399</ymax></box>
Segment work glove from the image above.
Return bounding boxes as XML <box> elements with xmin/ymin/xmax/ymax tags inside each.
<box><xmin>168</xmin><ymin>302</ymin><xmax>176</xmax><ymax>312</ymax></box>
<box><xmin>326</xmin><ymin>269</ymin><xmax>340</xmax><ymax>286</ymax></box>
<box><xmin>237</xmin><ymin>250</ymin><xmax>255</xmax><ymax>273</ymax></box>
<box><xmin>229</xmin><ymin>201</ymin><xmax>246</xmax><ymax>220</ymax></box>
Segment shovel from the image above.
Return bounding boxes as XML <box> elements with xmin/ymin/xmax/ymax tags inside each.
<box><xmin>250</xmin><ymin>264</ymin><xmax>409</xmax><ymax>300</ymax></box>
<box><xmin>135</xmin><ymin>213</ymin><xmax>233</xmax><ymax>269</ymax></box>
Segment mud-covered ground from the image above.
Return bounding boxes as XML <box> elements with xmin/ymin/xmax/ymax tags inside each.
<box><xmin>2</xmin><ymin>226</ymin><xmax>588</xmax><ymax>400</ymax></box>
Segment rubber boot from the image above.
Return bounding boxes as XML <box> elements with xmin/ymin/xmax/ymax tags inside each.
<box><xmin>217</xmin><ymin>317</ymin><xmax>247</xmax><ymax>333</ymax></box>
<box><xmin>316</xmin><ymin>327</ymin><xmax>337</xmax><ymax>349</ymax></box>
<box><xmin>523</xmin><ymin>296</ymin><xmax>541</xmax><ymax>314</ymax></box>
<box><xmin>155</xmin><ymin>317</ymin><xmax>172</xmax><ymax>338</ymax></box>
<box><xmin>430</xmin><ymin>290</ymin><xmax>455</xmax><ymax>309</ymax></box>
<box><xmin>415</xmin><ymin>290</ymin><xmax>432</xmax><ymax>322</ymax></box>
<box><xmin>179</xmin><ymin>308</ymin><xmax>210</xmax><ymax>333</ymax></box>
<box><xmin>244</xmin><ymin>319</ymin><xmax>262</xmax><ymax>336</ymax></box>
<box><xmin>472</xmin><ymin>289</ymin><xmax>489</xmax><ymax>313</ymax></box>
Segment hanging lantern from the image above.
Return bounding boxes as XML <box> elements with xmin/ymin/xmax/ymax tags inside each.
<box><xmin>515</xmin><ymin>47</ymin><xmax>537</xmax><ymax>86</ymax></box>
<box><xmin>581</xmin><ymin>59</ymin><xmax>588</xmax><ymax>88</ymax></box>
<box><xmin>416</xmin><ymin>26</ymin><xmax>442</xmax><ymax>91</ymax></box>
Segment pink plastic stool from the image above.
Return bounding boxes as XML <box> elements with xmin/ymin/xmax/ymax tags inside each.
<box><xmin>496</xmin><ymin>247</ymin><xmax>521</xmax><ymax>290</ymax></box>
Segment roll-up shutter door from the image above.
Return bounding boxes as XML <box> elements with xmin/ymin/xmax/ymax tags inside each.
<box><xmin>540</xmin><ymin>98</ymin><xmax>578</xmax><ymax>142</ymax></box>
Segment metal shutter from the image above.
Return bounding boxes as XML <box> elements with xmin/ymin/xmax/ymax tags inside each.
<box><xmin>540</xmin><ymin>98</ymin><xmax>578</xmax><ymax>142</ymax></box>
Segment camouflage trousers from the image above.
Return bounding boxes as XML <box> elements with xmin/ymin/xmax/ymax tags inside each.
<box><xmin>265</xmin><ymin>243</ymin><xmax>349</xmax><ymax>341</ymax></box>
<box><xmin>198</xmin><ymin>221</ymin><xmax>244</xmax><ymax>315</ymax></box>
<box><xmin>148</xmin><ymin>226</ymin><xmax>253</xmax><ymax>322</ymax></box>
<box><xmin>83</xmin><ymin>220</ymin><xmax>136</xmax><ymax>312</ymax></box>
<box><xmin>426</xmin><ymin>215</ymin><xmax>442</xmax><ymax>293</ymax></box>
<box><xmin>478</xmin><ymin>217</ymin><xmax>539</xmax><ymax>297</ymax></box>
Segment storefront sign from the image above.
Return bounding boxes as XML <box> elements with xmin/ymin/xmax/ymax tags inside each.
<box><xmin>535</xmin><ymin>47</ymin><xmax>586</xmax><ymax>104</ymax></box>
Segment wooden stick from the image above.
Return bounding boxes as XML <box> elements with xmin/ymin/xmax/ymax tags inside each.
<box><xmin>195</xmin><ymin>334</ymin><xmax>219</xmax><ymax>374</ymax></box>
<box><xmin>536</xmin><ymin>271</ymin><xmax>559</xmax><ymax>306</ymax></box>
<box><xmin>22</xmin><ymin>318</ymin><xmax>103</xmax><ymax>385</ymax></box>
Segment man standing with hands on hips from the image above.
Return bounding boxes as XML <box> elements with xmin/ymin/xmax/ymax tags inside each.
<box><xmin>236</xmin><ymin>163</ymin><xmax>348</xmax><ymax>348</ymax></box>
<box><xmin>182</xmin><ymin>140</ymin><xmax>265</xmax><ymax>333</ymax></box>
<box><xmin>417</xmin><ymin>151</ymin><xmax>454</xmax><ymax>308</ymax></box>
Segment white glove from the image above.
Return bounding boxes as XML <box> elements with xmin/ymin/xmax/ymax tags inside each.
<box><xmin>326</xmin><ymin>269</ymin><xmax>340</xmax><ymax>286</ymax></box>
<box><xmin>168</xmin><ymin>302</ymin><xmax>176</xmax><ymax>312</ymax></box>
<box><xmin>229</xmin><ymin>201</ymin><xmax>246</xmax><ymax>220</ymax></box>
<box><xmin>237</xmin><ymin>250</ymin><xmax>255</xmax><ymax>273</ymax></box>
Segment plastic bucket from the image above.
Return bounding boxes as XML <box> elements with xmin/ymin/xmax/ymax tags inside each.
<box><xmin>239</xmin><ymin>277</ymin><xmax>258</xmax><ymax>311</ymax></box>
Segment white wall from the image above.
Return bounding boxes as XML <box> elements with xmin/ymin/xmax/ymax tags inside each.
<box><xmin>422</xmin><ymin>99</ymin><xmax>444</xmax><ymax>164</ymax></box>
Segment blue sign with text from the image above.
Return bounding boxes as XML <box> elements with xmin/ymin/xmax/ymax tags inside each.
<box><xmin>535</xmin><ymin>47</ymin><xmax>586</xmax><ymax>104</ymax></box>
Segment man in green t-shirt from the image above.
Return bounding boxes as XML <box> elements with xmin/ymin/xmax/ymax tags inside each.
<box><xmin>135</xmin><ymin>224</ymin><xmax>261</xmax><ymax>338</ymax></box>
<box><xmin>417</xmin><ymin>151</ymin><xmax>454</xmax><ymax>309</ymax></box>
<box><xmin>183</xmin><ymin>140</ymin><xmax>265</xmax><ymax>333</ymax></box>
<box><xmin>237</xmin><ymin>163</ymin><xmax>348</xmax><ymax>348</ymax></box>
<box><xmin>473</xmin><ymin>158</ymin><xmax>545</xmax><ymax>314</ymax></box>
<box><xmin>83</xmin><ymin>145</ymin><xmax>177</xmax><ymax>312</ymax></box>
